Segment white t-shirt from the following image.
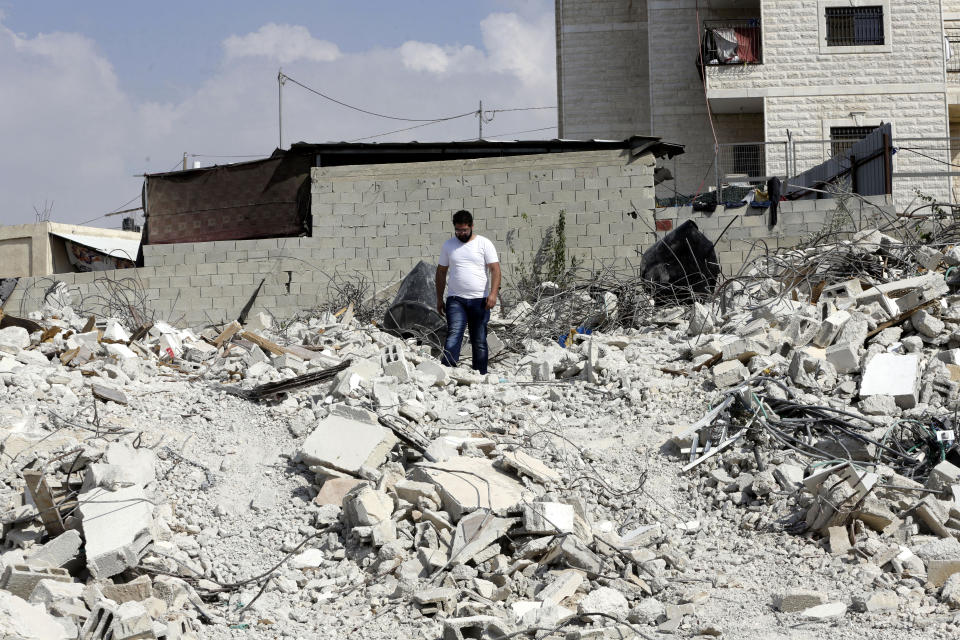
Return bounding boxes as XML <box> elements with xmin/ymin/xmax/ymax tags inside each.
<box><xmin>439</xmin><ymin>235</ymin><xmax>499</xmax><ymax>299</ymax></box>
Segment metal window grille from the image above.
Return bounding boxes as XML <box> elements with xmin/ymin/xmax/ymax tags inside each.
<box><xmin>701</xmin><ymin>19</ymin><xmax>763</xmax><ymax>65</ymax></box>
<box><xmin>731</xmin><ymin>144</ymin><xmax>765</xmax><ymax>180</ymax></box>
<box><xmin>948</xmin><ymin>30</ymin><xmax>960</xmax><ymax>75</ymax></box>
<box><xmin>829</xmin><ymin>126</ymin><xmax>879</xmax><ymax>158</ymax></box>
<box><xmin>825</xmin><ymin>6</ymin><xmax>883</xmax><ymax>46</ymax></box>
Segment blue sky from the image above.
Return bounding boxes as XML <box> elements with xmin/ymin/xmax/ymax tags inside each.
<box><xmin>0</xmin><ymin>1</ymin><xmax>556</xmax><ymax>226</ymax></box>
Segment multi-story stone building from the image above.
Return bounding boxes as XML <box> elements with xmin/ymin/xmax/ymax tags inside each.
<box><xmin>556</xmin><ymin>0</ymin><xmax>960</xmax><ymax>205</ymax></box>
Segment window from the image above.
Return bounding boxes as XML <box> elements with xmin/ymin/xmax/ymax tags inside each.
<box><xmin>825</xmin><ymin>6</ymin><xmax>884</xmax><ymax>46</ymax></box>
<box><xmin>830</xmin><ymin>125</ymin><xmax>878</xmax><ymax>157</ymax></box>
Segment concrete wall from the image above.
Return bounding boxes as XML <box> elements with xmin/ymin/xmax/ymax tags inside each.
<box><xmin>0</xmin><ymin>222</ymin><xmax>141</xmax><ymax>278</ymax></box>
<box><xmin>3</xmin><ymin>195</ymin><xmax>895</xmax><ymax>329</ymax></box>
<box><xmin>555</xmin><ymin>0</ymin><xmax>651</xmax><ymax>139</ymax></box>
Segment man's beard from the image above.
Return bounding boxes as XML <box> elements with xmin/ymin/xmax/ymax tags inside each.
<box><xmin>456</xmin><ymin>233</ymin><xmax>471</xmax><ymax>243</ymax></box>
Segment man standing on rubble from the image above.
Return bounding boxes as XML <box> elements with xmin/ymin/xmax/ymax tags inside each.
<box><xmin>435</xmin><ymin>210</ymin><xmax>501</xmax><ymax>375</ymax></box>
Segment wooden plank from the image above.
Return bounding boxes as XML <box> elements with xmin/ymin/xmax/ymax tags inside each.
<box><xmin>214</xmin><ymin>321</ymin><xmax>243</xmax><ymax>347</ymax></box>
<box><xmin>215</xmin><ymin>321</ymin><xmax>242</xmax><ymax>347</ymax></box>
<box><xmin>865</xmin><ymin>298</ymin><xmax>938</xmax><ymax>339</ymax></box>
<box><xmin>240</xmin><ymin>331</ymin><xmax>287</xmax><ymax>356</ymax></box>
<box><xmin>23</xmin><ymin>471</ymin><xmax>65</xmax><ymax>537</ymax></box>
<box><xmin>340</xmin><ymin>302</ymin><xmax>355</xmax><ymax>326</ymax></box>
<box><xmin>81</xmin><ymin>316</ymin><xmax>97</xmax><ymax>333</ymax></box>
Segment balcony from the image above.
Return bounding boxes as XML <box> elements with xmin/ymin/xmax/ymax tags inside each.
<box><xmin>701</xmin><ymin>19</ymin><xmax>764</xmax><ymax>113</ymax></box>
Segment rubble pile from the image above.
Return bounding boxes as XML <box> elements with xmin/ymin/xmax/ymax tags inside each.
<box><xmin>663</xmin><ymin>227</ymin><xmax>960</xmax><ymax>630</ymax></box>
<box><xmin>5</xmin><ymin>226</ymin><xmax>960</xmax><ymax>638</ymax></box>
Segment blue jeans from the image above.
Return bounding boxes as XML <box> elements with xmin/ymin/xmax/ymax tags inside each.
<box><xmin>441</xmin><ymin>296</ymin><xmax>490</xmax><ymax>374</ymax></box>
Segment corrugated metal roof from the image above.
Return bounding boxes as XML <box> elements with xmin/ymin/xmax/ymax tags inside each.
<box><xmin>50</xmin><ymin>232</ymin><xmax>141</xmax><ymax>262</ymax></box>
<box><xmin>145</xmin><ymin>136</ymin><xmax>684</xmax><ymax>178</ymax></box>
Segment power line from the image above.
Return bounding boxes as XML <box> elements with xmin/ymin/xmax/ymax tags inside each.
<box><xmin>281</xmin><ymin>72</ymin><xmax>476</xmax><ymax>123</ymax></box>
<box><xmin>457</xmin><ymin>126</ymin><xmax>557</xmax><ymax>142</ymax></box>
<box><xmin>487</xmin><ymin>106</ymin><xmax>556</xmax><ymax>113</ymax></box>
<box><xmin>347</xmin><ymin>114</ymin><xmax>476</xmax><ymax>142</ymax></box>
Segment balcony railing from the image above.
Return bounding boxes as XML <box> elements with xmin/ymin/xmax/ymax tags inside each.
<box><xmin>701</xmin><ymin>19</ymin><xmax>762</xmax><ymax>65</ymax></box>
<box><xmin>948</xmin><ymin>33</ymin><xmax>960</xmax><ymax>83</ymax></box>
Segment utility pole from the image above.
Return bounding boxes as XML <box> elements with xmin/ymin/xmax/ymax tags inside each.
<box><xmin>278</xmin><ymin>68</ymin><xmax>286</xmax><ymax>150</ymax></box>
<box><xmin>182</xmin><ymin>152</ymin><xmax>187</xmax><ymax>171</ymax></box>
<box><xmin>478</xmin><ymin>100</ymin><xmax>483</xmax><ymax>140</ymax></box>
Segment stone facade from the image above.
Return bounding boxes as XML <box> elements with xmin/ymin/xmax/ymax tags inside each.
<box><xmin>558</xmin><ymin>0</ymin><xmax>956</xmax><ymax>206</ymax></box>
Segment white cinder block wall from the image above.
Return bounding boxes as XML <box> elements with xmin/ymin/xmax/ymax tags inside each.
<box><xmin>558</xmin><ymin>0</ymin><xmax>955</xmax><ymax>207</ymax></box>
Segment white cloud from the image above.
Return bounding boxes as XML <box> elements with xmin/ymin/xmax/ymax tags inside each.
<box><xmin>0</xmin><ymin>10</ymin><xmax>556</xmax><ymax>227</ymax></box>
<box><xmin>399</xmin><ymin>41</ymin><xmax>483</xmax><ymax>73</ymax></box>
<box><xmin>223</xmin><ymin>23</ymin><xmax>340</xmax><ymax>64</ymax></box>
<box><xmin>481</xmin><ymin>12</ymin><xmax>555</xmax><ymax>92</ymax></box>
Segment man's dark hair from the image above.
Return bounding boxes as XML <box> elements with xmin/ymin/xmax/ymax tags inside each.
<box><xmin>452</xmin><ymin>210</ymin><xmax>473</xmax><ymax>226</ymax></box>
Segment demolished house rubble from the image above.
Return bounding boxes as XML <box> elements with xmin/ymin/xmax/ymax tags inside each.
<box><xmin>8</xmin><ymin>211</ymin><xmax>960</xmax><ymax>638</ymax></box>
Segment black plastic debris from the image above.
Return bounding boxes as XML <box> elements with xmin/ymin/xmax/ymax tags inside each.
<box><xmin>382</xmin><ymin>260</ymin><xmax>447</xmax><ymax>345</ymax></box>
<box><xmin>641</xmin><ymin>220</ymin><xmax>720</xmax><ymax>302</ymax></box>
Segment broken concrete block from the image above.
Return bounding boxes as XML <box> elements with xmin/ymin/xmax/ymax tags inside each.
<box><xmin>314</xmin><ymin>477</ymin><xmax>366</xmax><ymax>506</ymax></box>
<box><xmin>371</xmin><ymin>381</ymin><xmax>399</xmax><ymax>409</ymax></box>
<box><xmin>328</xmin><ymin>403</ymin><xmax>379</xmax><ymax>425</ymax></box>
<box><xmin>813</xmin><ymin>310</ymin><xmax>850</xmax><ymax>348</ymax></box>
<box><xmin>578</xmin><ymin>586</ymin><xmax>629</xmax><ymax>619</ymax></box>
<box><xmin>380</xmin><ymin>345</ymin><xmax>411</xmax><ymax>382</ymax></box>
<box><xmin>79</xmin><ymin>485</ymin><xmax>154</xmax><ymax>579</ymax></box>
<box><xmin>343</xmin><ymin>485</ymin><xmax>394</xmax><ymax>526</ymax></box>
<box><xmin>938</xmin><ymin>349</ymin><xmax>960</xmax><ymax>365</ymax></box>
<box><xmin>915</xmin><ymin>496</ymin><xmax>952</xmax><ymax>538</ymax></box>
<box><xmin>821</xmin><ymin>279</ymin><xmax>863</xmax><ymax>300</ymax></box>
<box><xmin>802</xmin><ymin>601</ymin><xmax>847</xmax><ymax>619</ymax></box>
<box><xmin>826</xmin><ymin>342</ymin><xmax>861</xmax><ymax>374</ymax></box>
<box><xmin>828</xmin><ymin>526</ymin><xmax>851</xmax><ymax>555</ymax></box>
<box><xmin>917</xmin><ymin>246</ymin><xmax>944</xmax><ymax>271</ymax></box>
<box><xmin>941</xmin><ymin>573</ymin><xmax>960</xmax><ymax>609</ymax></box>
<box><xmin>487</xmin><ymin>331</ymin><xmax>505</xmax><ymax>358</ymax></box>
<box><xmin>712</xmin><ymin>359</ymin><xmax>748</xmax><ymax>388</ymax></box>
<box><xmin>851</xmin><ymin>591</ymin><xmax>900</xmax><ymax>613</ymax></box>
<box><xmin>926</xmin><ymin>461</ymin><xmax>960</xmax><ymax>493</ymax></box>
<box><xmin>28</xmin><ymin>578</ymin><xmax>84</xmax><ymax>605</ymax></box>
<box><xmin>500</xmin><ymin>449</ymin><xmax>561</xmax><ymax>484</ymax></box>
<box><xmin>859</xmin><ymin>394</ymin><xmax>897</xmax><ymax>416</ymax></box>
<box><xmin>860</xmin><ymin>353</ymin><xmax>920</xmax><ymax>409</ymax></box>
<box><xmin>442</xmin><ymin>616</ymin><xmax>513</xmax><ymax>640</ymax></box>
<box><xmin>416</xmin><ymin>359</ymin><xmax>448</xmax><ymax>385</ymax></box>
<box><xmin>0</xmin><ymin>326</ymin><xmax>30</xmax><ymax>354</ymax></box>
<box><xmin>523</xmin><ymin>502</ymin><xmax>575</xmax><ymax>535</ymax></box>
<box><xmin>296</xmin><ymin>415</ymin><xmax>398</xmax><ymax>476</ymax></box>
<box><xmin>912</xmin><ymin>309</ymin><xmax>945</xmax><ymax>338</ymax></box>
<box><xmin>774</xmin><ymin>589</ymin><xmax>827</xmax><ymax>612</ymax></box>
<box><xmin>894</xmin><ymin>274</ymin><xmax>949</xmax><ymax>312</ymax></box>
<box><xmin>412</xmin><ymin>456</ymin><xmax>528</xmax><ymax>520</ymax></box>
<box><xmin>688</xmin><ymin>302</ymin><xmax>716</xmax><ymax>335</ymax></box>
<box><xmin>394</xmin><ymin>480</ymin><xmax>441</xmax><ymax>507</ymax></box>
<box><xmin>542</xmin><ymin>535</ymin><xmax>602</xmax><ymax>574</ymax></box>
<box><xmin>80</xmin><ymin>599</ymin><xmax>155</xmax><ymax>640</ymax></box>
<box><xmin>25</xmin><ymin>529</ymin><xmax>82</xmax><ymax>570</ymax></box>
<box><xmin>719</xmin><ymin>337</ymin><xmax>769</xmax><ymax>363</ymax></box>
<box><xmin>0</xmin><ymin>590</ymin><xmax>70</xmax><ymax>639</ymax></box>
<box><xmin>244</xmin><ymin>311</ymin><xmax>272</xmax><ymax>333</ymax></box>
<box><xmin>98</xmin><ymin>574</ymin><xmax>153</xmax><ymax>604</ymax></box>
<box><xmin>915</xmin><ymin>537</ymin><xmax>960</xmax><ymax>586</ymax></box>
<box><xmin>0</xmin><ymin>563</ymin><xmax>71</xmax><ymax>599</ymax></box>
<box><xmin>105</xmin><ymin>343</ymin><xmax>138</xmax><ymax>361</ymax></box>
<box><xmin>537</xmin><ymin>570</ymin><xmax>583</xmax><ymax>607</ymax></box>
<box><xmin>530</xmin><ymin>359</ymin><xmax>552</xmax><ymax>382</ymax></box>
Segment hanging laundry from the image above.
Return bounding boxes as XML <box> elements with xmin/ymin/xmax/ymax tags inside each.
<box><xmin>735</xmin><ymin>28</ymin><xmax>759</xmax><ymax>63</ymax></box>
<box><xmin>712</xmin><ymin>28</ymin><xmax>739</xmax><ymax>63</ymax></box>
<box><xmin>767</xmin><ymin>177</ymin><xmax>782</xmax><ymax>226</ymax></box>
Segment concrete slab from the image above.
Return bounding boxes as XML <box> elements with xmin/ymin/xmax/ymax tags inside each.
<box><xmin>412</xmin><ymin>456</ymin><xmax>531</xmax><ymax>520</ymax></box>
<box><xmin>79</xmin><ymin>485</ymin><xmax>154</xmax><ymax>579</ymax></box>
<box><xmin>859</xmin><ymin>353</ymin><xmax>920</xmax><ymax>409</ymax></box>
<box><xmin>296</xmin><ymin>415</ymin><xmax>398</xmax><ymax>476</ymax></box>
